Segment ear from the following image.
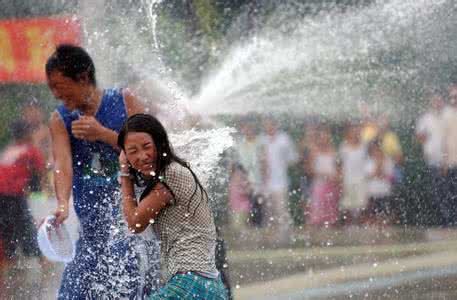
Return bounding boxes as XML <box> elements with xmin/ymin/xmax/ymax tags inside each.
<box><xmin>76</xmin><ymin>72</ymin><xmax>90</xmax><ymax>84</ymax></box>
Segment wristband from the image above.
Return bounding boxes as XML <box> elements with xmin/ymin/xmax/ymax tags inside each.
<box><xmin>118</xmin><ymin>171</ymin><xmax>130</xmax><ymax>178</ymax></box>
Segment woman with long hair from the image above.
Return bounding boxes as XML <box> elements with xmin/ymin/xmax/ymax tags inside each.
<box><xmin>118</xmin><ymin>113</ymin><xmax>228</xmax><ymax>299</ymax></box>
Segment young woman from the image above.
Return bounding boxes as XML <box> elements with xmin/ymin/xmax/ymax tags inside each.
<box><xmin>307</xmin><ymin>126</ymin><xmax>341</xmax><ymax>226</ymax></box>
<box><xmin>365</xmin><ymin>139</ymin><xmax>395</xmax><ymax>225</ymax></box>
<box><xmin>45</xmin><ymin>44</ymin><xmax>159</xmax><ymax>298</ymax></box>
<box><xmin>118</xmin><ymin>114</ymin><xmax>228</xmax><ymax>299</ymax></box>
<box><xmin>339</xmin><ymin>123</ymin><xmax>368</xmax><ymax>224</ymax></box>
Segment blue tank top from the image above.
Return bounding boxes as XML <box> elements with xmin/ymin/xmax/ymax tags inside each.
<box><xmin>57</xmin><ymin>88</ymin><xmax>127</xmax><ymax>234</ymax></box>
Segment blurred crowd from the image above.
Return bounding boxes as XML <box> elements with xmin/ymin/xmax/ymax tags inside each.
<box><xmin>227</xmin><ymin>82</ymin><xmax>457</xmax><ymax>241</ymax></box>
<box><xmin>227</xmin><ymin>113</ymin><xmax>403</xmax><ymax>241</ymax></box>
<box><xmin>3</xmin><ymin>82</ymin><xmax>457</xmax><ymax>274</ymax></box>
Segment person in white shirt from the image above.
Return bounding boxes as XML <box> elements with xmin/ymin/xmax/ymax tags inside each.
<box><xmin>261</xmin><ymin>118</ymin><xmax>298</xmax><ymax>242</ymax></box>
<box><xmin>416</xmin><ymin>92</ymin><xmax>446</xmax><ymax>226</ymax></box>
<box><xmin>339</xmin><ymin>123</ymin><xmax>367</xmax><ymax>224</ymax></box>
<box><xmin>308</xmin><ymin>126</ymin><xmax>341</xmax><ymax>226</ymax></box>
<box><xmin>441</xmin><ymin>84</ymin><xmax>457</xmax><ymax>226</ymax></box>
<box><xmin>365</xmin><ymin>140</ymin><xmax>395</xmax><ymax>225</ymax></box>
<box><xmin>229</xmin><ymin>118</ymin><xmax>264</xmax><ymax>229</ymax></box>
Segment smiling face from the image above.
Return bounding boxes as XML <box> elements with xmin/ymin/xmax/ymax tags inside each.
<box><xmin>124</xmin><ymin>132</ymin><xmax>158</xmax><ymax>176</ymax></box>
<box><xmin>47</xmin><ymin>71</ymin><xmax>89</xmax><ymax>111</ymax></box>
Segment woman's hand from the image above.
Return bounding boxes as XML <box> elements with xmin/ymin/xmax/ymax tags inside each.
<box><xmin>53</xmin><ymin>203</ymin><xmax>69</xmax><ymax>226</ymax></box>
<box><xmin>72</xmin><ymin>116</ymin><xmax>104</xmax><ymax>142</ymax></box>
<box><xmin>119</xmin><ymin>150</ymin><xmax>130</xmax><ymax>173</ymax></box>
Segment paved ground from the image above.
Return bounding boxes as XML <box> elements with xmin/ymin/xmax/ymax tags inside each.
<box><xmin>234</xmin><ymin>248</ymin><xmax>457</xmax><ymax>299</ymax></box>
<box><xmin>5</xmin><ymin>233</ymin><xmax>457</xmax><ymax>299</ymax></box>
<box><xmin>3</xmin><ymin>196</ymin><xmax>457</xmax><ymax>299</ymax></box>
<box><xmin>341</xmin><ymin>274</ymin><xmax>457</xmax><ymax>300</ymax></box>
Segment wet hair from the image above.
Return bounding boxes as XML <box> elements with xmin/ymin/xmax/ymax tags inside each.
<box><xmin>118</xmin><ymin>113</ymin><xmax>208</xmax><ymax>215</ymax></box>
<box><xmin>45</xmin><ymin>44</ymin><xmax>96</xmax><ymax>86</ymax></box>
<box><xmin>9</xmin><ymin>121</ymin><xmax>31</xmax><ymax>141</ymax></box>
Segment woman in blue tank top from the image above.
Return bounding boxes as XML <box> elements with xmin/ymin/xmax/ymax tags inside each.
<box><xmin>45</xmin><ymin>44</ymin><xmax>160</xmax><ymax>299</ymax></box>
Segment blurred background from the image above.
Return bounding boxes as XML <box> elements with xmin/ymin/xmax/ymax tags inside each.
<box><xmin>2</xmin><ymin>0</ymin><xmax>457</xmax><ymax>299</ymax></box>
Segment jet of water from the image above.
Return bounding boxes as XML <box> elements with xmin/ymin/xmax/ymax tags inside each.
<box><xmin>192</xmin><ymin>0</ymin><xmax>454</xmax><ymax>121</ymax></box>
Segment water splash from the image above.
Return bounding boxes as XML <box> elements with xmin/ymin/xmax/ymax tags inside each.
<box><xmin>65</xmin><ymin>5</ymin><xmax>236</xmax><ymax>298</ymax></box>
<box><xmin>192</xmin><ymin>0</ymin><xmax>455</xmax><ymax>120</ymax></box>
<box><xmin>171</xmin><ymin>127</ymin><xmax>236</xmax><ymax>186</ymax></box>
<box><xmin>143</xmin><ymin>0</ymin><xmax>163</xmax><ymax>51</ymax></box>
<box><xmin>87</xmin><ymin>191</ymin><xmax>161</xmax><ymax>298</ymax></box>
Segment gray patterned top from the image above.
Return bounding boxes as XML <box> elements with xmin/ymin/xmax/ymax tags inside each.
<box><xmin>152</xmin><ymin>162</ymin><xmax>217</xmax><ymax>281</ymax></box>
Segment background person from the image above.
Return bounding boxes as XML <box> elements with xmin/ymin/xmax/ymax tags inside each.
<box><xmin>0</xmin><ymin>121</ymin><xmax>47</xmax><ymax>273</ymax></box>
<box><xmin>118</xmin><ymin>114</ymin><xmax>228</xmax><ymax>299</ymax></box>
<box><xmin>416</xmin><ymin>92</ymin><xmax>446</xmax><ymax>226</ymax></box>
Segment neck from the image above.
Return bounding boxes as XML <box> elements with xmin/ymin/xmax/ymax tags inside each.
<box><xmin>80</xmin><ymin>88</ymin><xmax>102</xmax><ymax>116</ymax></box>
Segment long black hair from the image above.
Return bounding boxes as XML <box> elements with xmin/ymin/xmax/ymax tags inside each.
<box><xmin>118</xmin><ymin>113</ymin><xmax>208</xmax><ymax>214</ymax></box>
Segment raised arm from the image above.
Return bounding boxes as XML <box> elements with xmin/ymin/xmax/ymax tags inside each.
<box><xmin>49</xmin><ymin>112</ymin><xmax>73</xmax><ymax>225</ymax></box>
<box><xmin>119</xmin><ymin>152</ymin><xmax>172</xmax><ymax>233</ymax></box>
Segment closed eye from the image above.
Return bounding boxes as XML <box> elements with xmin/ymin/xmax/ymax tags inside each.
<box><xmin>126</xmin><ymin>148</ymin><xmax>137</xmax><ymax>155</ymax></box>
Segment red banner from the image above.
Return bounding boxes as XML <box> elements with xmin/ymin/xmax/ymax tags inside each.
<box><xmin>0</xmin><ymin>17</ymin><xmax>81</xmax><ymax>83</ymax></box>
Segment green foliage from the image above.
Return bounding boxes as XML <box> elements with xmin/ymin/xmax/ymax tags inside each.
<box><xmin>156</xmin><ymin>0</ymin><xmax>224</xmax><ymax>93</ymax></box>
<box><xmin>193</xmin><ymin>0</ymin><xmax>218</xmax><ymax>39</ymax></box>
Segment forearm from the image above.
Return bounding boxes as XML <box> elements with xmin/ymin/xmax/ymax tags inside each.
<box><xmin>120</xmin><ymin>176</ymin><xmax>139</xmax><ymax>232</ymax></box>
<box><xmin>49</xmin><ymin>111</ymin><xmax>73</xmax><ymax>219</ymax></box>
<box><xmin>98</xmin><ymin>127</ymin><xmax>119</xmax><ymax>149</ymax></box>
<box><xmin>54</xmin><ymin>166</ymin><xmax>72</xmax><ymax>208</ymax></box>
